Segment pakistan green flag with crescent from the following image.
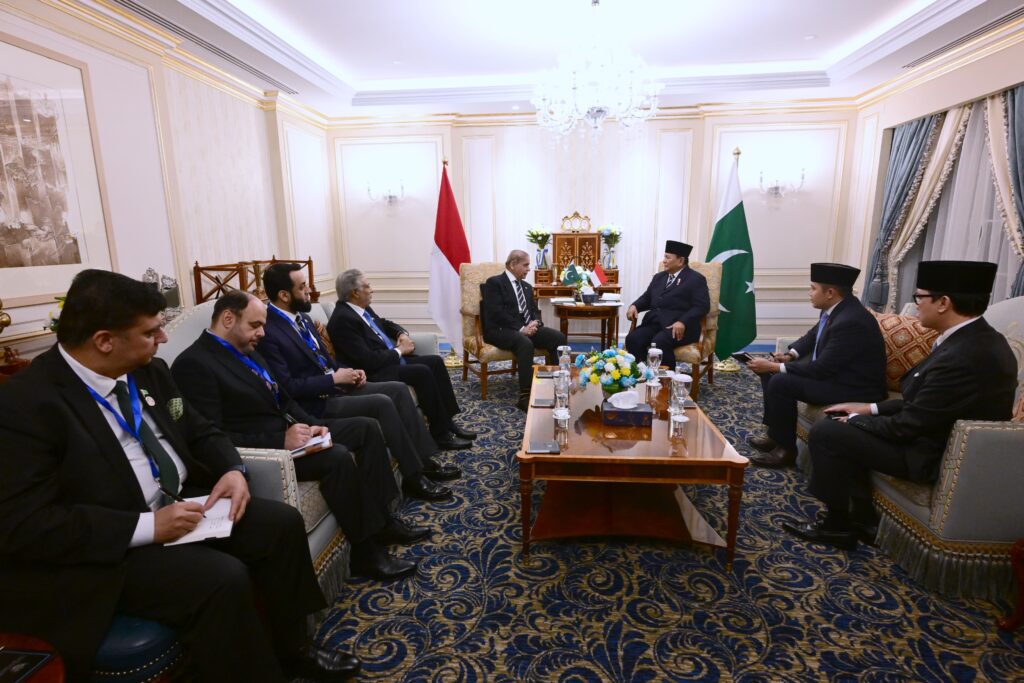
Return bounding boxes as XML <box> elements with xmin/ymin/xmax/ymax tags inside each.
<box><xmin>706</xmin><ymin>157</ymin><xmax>756</xmax><ymax>358</ymax></box>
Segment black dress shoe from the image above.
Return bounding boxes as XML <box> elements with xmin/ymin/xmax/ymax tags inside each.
<box><xmin>350</xmin><ymin>543</ymin><xmax>418</xmax><ymax>581</ymax></box>
<box><xmin>375</xmin><ymin>516</ymin><xmax>432</xmax><ymax>545</ymax></box>
<box><xmin>402</xmin><ymin>473</ymin><xmax>453</xmax><ymax>501</ymax></box>
<box><xmin>748</xmin><ymin>445</ymin><xmax>797</xmax><ymax>468</ymax></box>
<box><xmin>746</xmin><ymin>434</ymin><xmax>777</xmax><ymax>452</ymax></box>
<box><xmin>516</xmin><ymin>395</ymin><xmax>530</xmax><ymax>412</ymax></box>
<box><xmin>284</xmin><ymin>645</ymin><xmax>361</xmax><ymax>682</ymax></box>
<box><xmin>435</xmin><ymin>432</ymin><xmax>473</xmax><ymax>450</ymax></box>
<box><xmin>423</xmin><ymin>455</ymin><xmax>461</xmax><ymax>481</ymax></box>
<box><xmin>450</xmin><ymin>424</ymin><xmax>478</xmax><ymax>440</ymax></box>
<box><xmin>851</xmin><ymin>520</ymin><xmax>879</xmax><ymax>546</ymax></box>
<box><xmin>782</xmin><ymin>520</ymin><xmax>858</xmax><ymax>550</ymax></box>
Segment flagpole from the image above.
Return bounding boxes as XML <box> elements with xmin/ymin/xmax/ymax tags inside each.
<box><xmin>714</xmin><ymin>146</ymin><xmax>745</xmax><ymax>374</ymax></box>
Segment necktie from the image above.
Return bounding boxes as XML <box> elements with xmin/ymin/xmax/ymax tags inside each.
<box><xmin>113</xmin><ymin>380</ymin><xmax>180</xmax><ymax>496</ymax></box>
<box><xmin>665</xmin><ymin>273</ymin><xmax>677</xmax><ymax>290</ymax></box>
<box><xmin>295</xmin><ymin>315</ymin><xmax>329</xmax><ymax>371</ymax></box>
<box><xmin>812</xmin><ymin>311</ymin><xmax>829</xmax><ymax>361</ymax></box>
<box><xmin>363</xmin><ymin>310</ymin><xmax>405</xmax><ymax>364</ymax></box>
<box><xmin>514</xmin><ymin>280</ymin><xmax>532</xmax><ymax>324</ymax></box>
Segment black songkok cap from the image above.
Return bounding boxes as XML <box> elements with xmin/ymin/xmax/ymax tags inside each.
<box><xmin>916</xmin><ymin>260</ymin><xmax>997</xmax><ymax>295</ymax></box>
<box><xmin>810</xmin><ymin>263</ymin><xmax>860</xmax><ymax>288</ymax></box>
<box><xmin>665</xmin><ymin>240</ymin><xmax>692</xmax><ymax>258</ymax></box>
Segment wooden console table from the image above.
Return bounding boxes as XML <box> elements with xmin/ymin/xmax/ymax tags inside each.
<box><xmin>553</xmin><ymin>303</ymin><xmax>621</xmax><ymax>350</ymax></box>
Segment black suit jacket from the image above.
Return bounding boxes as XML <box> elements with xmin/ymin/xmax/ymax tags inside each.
<box><xmin>631</xmin><ymin>268</ymin><xmax>710</xmax><ymax>345</ymax></box>
<box><xmin>481</xmin><ymin>272</ymin><xmax>543</xmax><ymax>341</ymax></box>
<box><xmin>851</xmin><ymin>317</ymin><xmax>1017</xmax><ymax>482</ymax></box>
<box><xmin>327</xmin><ymin>303</ymin><xmax>409</xmax><ymax>381</ymax></box>
<box><xmin>0</xmin><ymin>347</ymin><xmax>241</xmax><ymax>677</ymax></box>
<box><xmin>258</xmin><ymin>307</ymin><xmax>350</xmax><ymax>417</ymax></box>
<box><xmin>784</xmin><ymin>295</ymin><xmax>887</xmax><ymax>398</ymax></box>
<box><xmin>171</xmin><ymin>331</ymin><xmax>322</xmax><ymax>450</ymax></box>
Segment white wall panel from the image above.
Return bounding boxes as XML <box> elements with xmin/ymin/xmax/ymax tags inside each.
<box><xmin>462</xmin><ymin>136</ymin><xmax>495</xmax><ymax>262</ymax></box>
<box><xmin>283</xmin><ymin>122</ymin><xmax>334</xmax><ymax>278</ymax></box>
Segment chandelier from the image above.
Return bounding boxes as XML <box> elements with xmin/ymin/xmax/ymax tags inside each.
<box><xmin>531</xmin><ymin>0</ymin><xmax>662</xmax><ymax>135</ymax></box>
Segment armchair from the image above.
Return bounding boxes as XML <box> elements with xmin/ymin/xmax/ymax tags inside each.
<box><xmin>626</xmin><ymin>261</ymin><xmax>722</xmax><ymax>399</ymax></box>
<box><xmin>459</xmin><ymin>262</ymin><xmax>516</xmax><ymax>399</ymax></box>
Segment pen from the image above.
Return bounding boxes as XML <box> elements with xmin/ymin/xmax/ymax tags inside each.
<box><xmin>162</xmin><ymin>486</ymin><xmax>207</xmax><ymax>518</ymax></box>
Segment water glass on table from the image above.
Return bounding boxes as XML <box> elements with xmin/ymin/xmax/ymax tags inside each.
<box><xmin>646</xmin><ymin>345</ymin><xmax>663</xmax><ymax>385</ymax></box>
<box><xmin>669</xmin><ymin>373</ymin><xmax>692</xmax><ymax>422</ymax></box>
<box><xmin>552</xmin><ymin>370</ymin><xmax>571</xmax><ymax>411</ymax></box>
<box><xmin>557</xmin><ymin>345</ymin><xmax>573</xmax><ymax>373</ymax></box>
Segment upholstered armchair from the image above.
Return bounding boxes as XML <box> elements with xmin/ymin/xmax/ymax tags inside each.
<box><xmin>627</xmin><ymin>261</ymin><xmax>722</xmax><ymax>399</ymax></box>
<box><xmin>459</xmin><ymin>262</ymin><xmax>517</xmax><ymax>398</ymax></box>
<box><xmin>791</xmin><ymin>296</ymin><xmax>1024</xmax><ymax>600</ymax></box>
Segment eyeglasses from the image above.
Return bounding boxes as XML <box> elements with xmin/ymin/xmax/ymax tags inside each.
<box><xmin>912</xmin><ymin>293</ymin><xmax>940</xmax><ymax>304</ymax></box>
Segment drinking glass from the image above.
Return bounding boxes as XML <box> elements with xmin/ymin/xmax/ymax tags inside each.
<box><xmin>669</xmin><ymin>413</ymin><xmax>687</xmax><ymax>439</ymax></box>
<box><xmin>557</xmin><ymin>345</ymin><xmax>572</xmax><ymax>373</ymax></box>
<box><xmin>646</xmin><ymin>346</ymin><xmax>663</xmax><ymax>385</ymax></box>
<box><xmin>553</xmin><ymin>370</ymin><xmax>570</xmax><ymax>411</ymax></box>
<box><xmin>670</xmin><ymin>373</ymin><xmax>691</xmax><ymax>422</ymax></box>
<box><xmin>675</xmin><ymin>361</ymin><xmax>692</xmax><ymax>376</ymax></box>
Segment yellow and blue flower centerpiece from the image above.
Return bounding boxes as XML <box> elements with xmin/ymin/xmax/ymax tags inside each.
<box><xmin>575</xmin><ymin>348</ymin><xmax>654</xmax><ymax>394</ymax></box>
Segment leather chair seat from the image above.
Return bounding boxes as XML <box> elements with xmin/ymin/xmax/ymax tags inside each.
<box><xmin>93</xmin><ymin>615</ymin><xmax>185</xmax><ymax>682</ymax></box>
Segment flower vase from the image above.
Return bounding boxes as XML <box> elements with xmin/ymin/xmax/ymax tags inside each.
<box><xmin>604</xmin><ymin>247</ymin><xmax>616</xmax><ymax>269</ymax></box>
<box><xmin>535</xmin><ymin>247</ymin><xmax>549</xmax><ymax>270</ymax></box>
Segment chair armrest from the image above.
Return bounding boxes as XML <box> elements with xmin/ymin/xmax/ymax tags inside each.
<box><xmin>929</xmin><ymin>420</ymin><xmax>1024</xmax><ymax>541</ymax></box>
<box><xmin>410</xmin><ymin>332</ymin><xmax>438</xmax><ymax>356</ymax></box>
<box><xmin>474</xmin><ymin>315</ymin><xmax>484</xmax><ymax>351</ymax></box>
<box><xmin>239</xmin><ymin>448</ymin><xmax>299</xmax><ymax>508</ymax></box>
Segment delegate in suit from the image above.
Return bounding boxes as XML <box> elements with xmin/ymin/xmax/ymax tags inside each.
<box><xmin>0</xmin><ymin>270</ymin><xmax>358</xmax><ymax>682</ymax></box>
<box><xmin>257</xmin><ymin>263</ymin><xmax>459</xmax><ymax>499</ymax></box>
<box><xmin>481</xmin><ymin>249</ymin><xmax>568</xmax><ymax>411</ymax></box>
<box><xmin>745</xmin><ymin>263</ymin><xmax>887</xmax><ymax>468</ymax></box>
<box><xmin>625</xmin><ymin>240</ymin><xmax>710</xmax><ymax>362</ymax></box>
<box><xmin>785</xmin><ymin>260</ymin><xmax>1017</xmax><ymax>550</ymax></box>
<box><xmin>328</xmin><ymin>268</ymin><xmax>478</xmax><ymax>449</ymax></box>
<box><xmin>171</xmin><ymin>291</ymin><xmax>430</xmax><ymax>582</ymax></box>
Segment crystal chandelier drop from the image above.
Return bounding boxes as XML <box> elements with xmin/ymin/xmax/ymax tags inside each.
<box><xmin>531</xmin><ymin>0</ymin><xmax>662</xmax><ymax>136</ymax></box>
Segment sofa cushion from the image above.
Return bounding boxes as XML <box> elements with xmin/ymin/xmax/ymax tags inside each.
<box><xmin>297</xmin><ymin>481</ymin><xmax>331</xmax><ymax>533</ymax></box>
<box><xmin>869</xmin><ymin>311</ymin><xmax>939</xmax><ymax>392</ymax></box>
<box><xmin>872</xmin><ymin>472</ymin><xmax>933</xmax><ymax>522</ymax></box>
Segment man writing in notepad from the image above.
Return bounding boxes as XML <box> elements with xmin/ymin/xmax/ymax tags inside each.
<box><xmin>0</xmin><ymin>270</ymin><xmax>358</xmax><ymax>682</ymax></box>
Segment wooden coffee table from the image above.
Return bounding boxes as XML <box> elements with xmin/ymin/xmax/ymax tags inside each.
<box><xmin>517</xmin><ymin>368</ymin><xmax>748</xmax><ymax>568</ymax></box>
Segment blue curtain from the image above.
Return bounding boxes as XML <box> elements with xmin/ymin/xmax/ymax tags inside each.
<box><xmin>865</xmin><ymin>114</ymin><xmax>941</xmax><ymax>310</ymax></box>
<box><xmin>1008</xmin><ymin>85</ymin><xmax>1024</xmax><ymax>297</ymax></box>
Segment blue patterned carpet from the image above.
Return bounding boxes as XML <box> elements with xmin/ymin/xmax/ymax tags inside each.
<box><xmin>317</xmin><ymin>367</ymin><xmax>1024</xmax><ymax>682</ymax></box>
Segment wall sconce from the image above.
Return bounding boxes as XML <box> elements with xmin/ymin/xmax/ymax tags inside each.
<box><xmin>759</xmin><ymin>169</ymin><xmax>805</xmax><ymax>199</ymax></box>
<box><xmin>367</xmin><ymin>182</ymin><xmax>404</xmax><ymax>206</ymax></box>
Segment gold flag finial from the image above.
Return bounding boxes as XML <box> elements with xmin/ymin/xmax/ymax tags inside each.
<box><xmin>443</xmin><ymin>157</ymin><xmax>449</xmax><ymax>167</ymax></box>
<box><xmin>732</xmin><ymin>147</ymin><xmax>741</xmax><ymax>159</ymax></box>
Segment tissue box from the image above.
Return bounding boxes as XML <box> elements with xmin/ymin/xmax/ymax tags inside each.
<box><xmin>601</xmin><ymin>401</ymin><xmax>654</xmax><ymax>427</ymax></box>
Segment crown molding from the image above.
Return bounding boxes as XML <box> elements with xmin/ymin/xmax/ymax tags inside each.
<box><xmin>826</xmin><ymin>0</ymin><xmax>988</xmax><ymax>82</ymax></box>
<box><xmin>172</xmin><ymin>0</ymin><xmax>352</xmax><ymax>95</ymax></box>
<box><xmin>660</xmin><ymin>71</ymin><xmax>830</xmax><ymax>94</ymax></box>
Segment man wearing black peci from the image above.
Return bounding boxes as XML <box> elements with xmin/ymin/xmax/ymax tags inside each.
<box><xmin>0</xmin><ymin>270</ymin><xmax>359</xmax><ymax>682</ymax></box>
<box><xmin>625</xmin><ymin>240</ymin><xmax>711</xmax><ymax>364</ymax></box>
<box><xmin>785</xmin><ymin>260</ymin><xmax>1017</xmax><ymax>550</ymax></box>
<box><xmin>745</xmin><ymin>263</ymin><xmax>887</xmax><ymax>468</ymax></box>
<box><xmin>257</xmin><ymin>262</ymin><xmax>459</xmax><ymax>497</ymax></box>
<box><xmin>172</xmin><ymin>291</ymin><xmax>430</xmax><ymax>582</ymax></box>
<box><xmin>481</xmin><ymin>249</ymin><xmax>568</xmax><ymax>411</ymax></box>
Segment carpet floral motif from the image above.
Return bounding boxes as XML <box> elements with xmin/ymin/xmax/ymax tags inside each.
<box><xmin>318</xmin><ymin>367</ymin><xmax>1024</xmax><ymax>681</ymax></box>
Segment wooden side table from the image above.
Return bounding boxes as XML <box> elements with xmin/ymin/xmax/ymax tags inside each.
<box><xmin>553</xmin><ymin>303</ymin><xmax>621</xmax><ymax>350</ymax></box>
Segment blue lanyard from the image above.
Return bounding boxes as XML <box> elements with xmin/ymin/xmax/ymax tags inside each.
<box><xmin>207</xmin><ymin>332</ymin><xmax>281</xmax><ymax>402</ymax></box>
<box><xmin>86</xmin><ymin>375</ymin><xmax>161</xmax><ymax>481</ymax></box>
<box><xmin>270</xmin><ymin>306</ymin><xmax>327</xmax><ymax>371</ymax></box>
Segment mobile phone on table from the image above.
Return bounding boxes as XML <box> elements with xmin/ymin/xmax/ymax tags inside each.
<box><xmin>531</xmin><ymin>398</ymin><xmax>555</xmax><ymax>408</ymax></box>
<box><xmin>536</xmin><ymin>369</ymin><xmax>554</xmax><ymax>379</ymax></box>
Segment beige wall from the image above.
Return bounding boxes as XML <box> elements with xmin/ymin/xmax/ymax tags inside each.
<box><xmin>2</xmin><ymin>0</ymin><xmax>1022</xmax><ymax>354</ymax></box>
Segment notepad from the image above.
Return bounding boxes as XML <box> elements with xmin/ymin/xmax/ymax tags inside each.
<box><xmin>165</xmin><ymin>496</ymin><xmax>234</xmax><ymax>546</ymax></box>
<box><xmin>290</xmin><ymin>433</ymin><xmax>333</xmax><ymax>458</ymax></box>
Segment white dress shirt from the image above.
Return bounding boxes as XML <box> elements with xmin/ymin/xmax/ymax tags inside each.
<box><xmin>59</xmin><ymin>345</ymin><xmax>188</xmax><ymax>547</ymax></box>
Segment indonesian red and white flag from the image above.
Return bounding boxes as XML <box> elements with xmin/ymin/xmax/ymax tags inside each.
<box><xmin>428</xmin><ymin>164</ymin><xmax>471</xmax><ymax>356</ymax></box>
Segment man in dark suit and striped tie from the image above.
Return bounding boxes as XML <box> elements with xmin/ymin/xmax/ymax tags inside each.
<box><xmin>482</xmin><ymin>250</ymin><xmax>567</xmax><ymax>411</ymax></box>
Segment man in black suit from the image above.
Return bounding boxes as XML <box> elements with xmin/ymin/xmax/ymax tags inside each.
<box><xmin>328</xmin><ymin>268</ymin><xmax>477</xmax><ymax>448</ymax></box>
<box><xmin>745</xmin><ymin>263</ymin><xmax>887</xmax><ymax>467</ymax></box>
<box><xmin>257</xmin><ymin>263</ymin><xmax>459</xmax><ymax>495</ymax></box>
<box><xmin>481</xmin><ymin>249</ymin><xmax>568</xmax><ymax>411</ymax></box>
<box><xmin>625</xmin><ymin>240</ymin><xmax>711</xmax><ymax>362</ymax></box>
<box><xmin>0</xmin><ymin>270</ymin><xmax>358</xmax><ymax>682</ymax></box>
<box><xmin>785</xmin><ymin>261</ymin><xmax>1017</xmax><ymax>550</ymax></box>
<box><xmin>172</xmin><ymin>291</ymin><xmax>429</xmax><ymax>582</ymax></box>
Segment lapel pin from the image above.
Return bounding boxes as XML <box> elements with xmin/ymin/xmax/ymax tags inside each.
<box><xmin>145</xmin><ymin>395</ymin><xmax>157</xmax><ymax>406</ymax></box>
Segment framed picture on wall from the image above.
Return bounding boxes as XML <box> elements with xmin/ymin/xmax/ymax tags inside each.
<box><xmin>0</xmin><ymin>33</ymin><xmax>114</xmax><ymax>307</ymax></box>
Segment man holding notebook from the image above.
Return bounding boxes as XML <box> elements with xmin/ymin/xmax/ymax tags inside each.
<box><xmin>0</xmin><ymin>270</ymin><xmax>358</xmax><ymax>682</ymax></box>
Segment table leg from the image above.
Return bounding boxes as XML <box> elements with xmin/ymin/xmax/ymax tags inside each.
<box><xmin>997</xmin><ymin>538</ymin><xmax>1024</xmax><ymax>631</ymax></box>
<box><xmin>560</xmin><ymin>316</ymin><xmax>569</xmax><ymax>341</ymax></box>
<box><xmin>725</xmin><ymin>480</ymin><xmax>743</xmax><ymax>570</ymax></box>
<box><xmin>601</xmin><ymin>318</ymin><xmax>608</xmax><ymax>349</ymax></box>
<box><xmin>520</xmin><ymin>466</ymin><xmax>534</xmax><ymax>564</ymax></box>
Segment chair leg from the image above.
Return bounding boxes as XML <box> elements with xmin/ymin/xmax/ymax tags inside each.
<box><xmin>462</xmin><ymin>351</ymin><xmax>469</xmax><ymax>381</ymax></box>
<box><xmin>481</xmin><ymin>361</ymin><xmax>489</xmax><ymax>400</ymax></box>
<box><xmin>997</xmin><ymin>538</ymin><xmax>1024</xmax><ymax>632</ymax></box>
<box><xmin>691</xmin><ymin>366</ymin><xmax>702</xmax><ymax>401</ymax></box>
<box><xmin>707</xmin><ymin>357</ymin><xmax>715</xmax><ymax>385</ymax></box>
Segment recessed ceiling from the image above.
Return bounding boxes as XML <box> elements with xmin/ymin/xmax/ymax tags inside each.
<box><xmin>124</xmin><ymin>0</ymin><xmax>1024</xmax><ymax>115</ymax></box>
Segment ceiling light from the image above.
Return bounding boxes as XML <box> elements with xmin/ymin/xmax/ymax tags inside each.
<box><xmin>511</xmin><ymin>104</ymin><xmax>520</xmax><ymax>111</ymax></box>
<box><xmin>530</xmin><ymin>0</ymin><xmax>661</xmax><ymax>136</ymax></box>
<box><xmin>803</xmin><ymin>34</ymin><xmax>817</xmax><ymax>41</ymax></box>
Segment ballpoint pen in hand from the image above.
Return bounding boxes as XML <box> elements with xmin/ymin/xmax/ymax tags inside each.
<box><xmin>161</xmin><ymin>486</ymin><xmax>206</xmax><ymax>518</ymax></box>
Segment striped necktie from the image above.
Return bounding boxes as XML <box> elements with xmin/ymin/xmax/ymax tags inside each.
<box><xmin>665</xmin><ymin>273</ymin><xmax>677</xmax><ymax>290</ymax></box>
<box><xmin>514</xmin><ymin>280</ymin><xmax>531</xmax><ymax>324</ymax></box>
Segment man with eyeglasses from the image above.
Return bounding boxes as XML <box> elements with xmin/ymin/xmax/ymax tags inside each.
<box><xmin>784</xmin><ymin>260</ymin><xmax>1017</xmax><ymax>550</ymax></box>
<box><xmin>745</xmin><ymin>263</ymin><xmax>887</xmax><ymax>468</ymax></box>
